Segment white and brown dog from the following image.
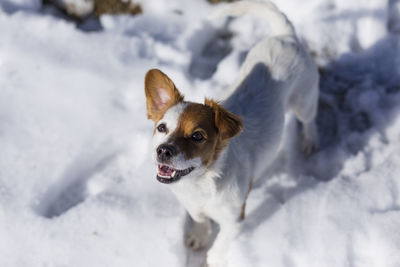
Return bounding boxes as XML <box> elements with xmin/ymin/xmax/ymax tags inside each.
<box><xmin>144</xmin><ymin>1</ymin><xmax>319</xmax><ymax>266</ymax></box>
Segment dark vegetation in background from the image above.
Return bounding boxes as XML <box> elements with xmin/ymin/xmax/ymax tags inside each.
<box><xmin>42</xmin><ymin>0</ymin><xmax>142</xmax><ymax>19</ymax></box>
<box><xmin>40</xmin><ymin>0</ymin><xmax>237</xmax><ymax>30</ymax></box>
<box><xmin>41</xmin><ymin>0</ymin><xmax>236</xmax><ymax>21</ymax></box>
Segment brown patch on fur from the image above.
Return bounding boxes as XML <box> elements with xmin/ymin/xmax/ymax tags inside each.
<box><xmin>239</xmin><ymin>177</ymin><xmax>254</xmax><ymax>221</ymax></box>
<box><xmin>168</xmin><ymin>101</ymin><xmax>243</xmax><ymax>166</ymax></box>
<box><xmin>204</xmin><ymin>98</ymin><xmax>243</xmax><ymax>141</ymax></box>
<box><xmin>145</xmin><ymin>69</ymin><xmax>184</xmax><ymax>122</ymax></box>
<box><xmin>169</xmin><ymin>103</ymin><xmax>218</xmax><ymax>166</ymax></box>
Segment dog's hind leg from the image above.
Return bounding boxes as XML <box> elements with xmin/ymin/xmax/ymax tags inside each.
<box><xmin>239</xmin><ymin>177</ymin><xmax>254</xmax><ymax>221</ymax></box>
<box><xmin>288</xmin><ymin>74</ymin><xmax>319</xmax><ymax>155</ymax></box>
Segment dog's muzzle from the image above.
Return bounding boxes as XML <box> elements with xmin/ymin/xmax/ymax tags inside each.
<box><xmin>157</xmin><ymin>164</ymin><xmax>195</xmax><ymax>184</ymax></box>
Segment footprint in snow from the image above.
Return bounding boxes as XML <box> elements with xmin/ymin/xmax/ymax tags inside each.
<box><xmin>34</xmin><ymin>148</ymin><xmax>119</xmax><ymax>219</ymax></box>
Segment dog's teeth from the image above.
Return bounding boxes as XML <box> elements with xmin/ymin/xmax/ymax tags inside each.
<box><xmin>171</xmin><ymin>170</ymin><xmax>176</xmax><ymax>178</ymax></box>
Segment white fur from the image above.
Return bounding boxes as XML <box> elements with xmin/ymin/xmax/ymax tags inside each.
<box><xmin>153</xmin><ymin>1</ymin><xmax>319</xmax><ymax>266</ymax></box>
<box><xmin>153</xmin><ymin>103</ymin><xmax>185</xmax><ymax>150</ymax></box>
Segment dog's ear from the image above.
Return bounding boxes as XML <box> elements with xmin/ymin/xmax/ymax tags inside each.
<box><xmin>205</xmin><ymin>98</ymin><xmax>243</xmax><ymax>140</ymax></box>
<box><xmin>145</xmin><ymin>69</ymin><xmax>184</xmax><ymax>122</ymax></box>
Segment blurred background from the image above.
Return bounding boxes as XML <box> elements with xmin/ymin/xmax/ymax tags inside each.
<box><xmin>1</xmin><ymin>0</ymin><xmax>400</xmax><ymax>266</ymax></box>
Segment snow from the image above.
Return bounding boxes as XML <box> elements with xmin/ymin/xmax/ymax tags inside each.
<box><xmin>1</xmin><ymin>0</ymin><xmax>400</xmax><ymax>266</ymax></box>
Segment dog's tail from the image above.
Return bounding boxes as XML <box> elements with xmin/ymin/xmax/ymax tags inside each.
<box><xmin>208</xmin><ymin>0</ymin><xmax>295</xmax><ymax>37</ymax></box>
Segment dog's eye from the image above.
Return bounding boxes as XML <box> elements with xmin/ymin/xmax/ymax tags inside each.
<box><xmin>191</xmin><ymin>132</ymin><xmax>204</xmax><ymax>142</ymax></box>
<box><xmin>157</xmin><ymin>123</ymin><xmax>167</xmax><ymax>133</ymax></box>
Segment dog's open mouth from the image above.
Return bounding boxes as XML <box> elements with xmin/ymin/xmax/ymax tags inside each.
<box><xmin>157</xmin><ymin>164</ymin><xmax>194</xmax><ymax>184</ymax></box>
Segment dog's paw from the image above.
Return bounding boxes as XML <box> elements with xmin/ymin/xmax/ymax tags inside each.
<box><xmin>185</xmin><ymin>233</ymin><xmax>208</xmax><ymax>250</ymax></box>
<box><xmin>185</xmin><ymin>230</ymin><xmax>210</xmax><ymax>250</ymax></box>
<box><xmin>185</xmin><ymin>221</ymin><xmax>212</xmax><ymax>250</ymax></box>
<box><xmin>301</xmin><ymin>135</ymin><xmax>318</xmax><ymax>156</ymax></box>
<box><xmin>299</xmin><ymin>120</ymin><xmax>319</xmax><ymax>156</ymax></box>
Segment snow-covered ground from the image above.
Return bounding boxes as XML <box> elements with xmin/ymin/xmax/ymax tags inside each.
<box><xmin>1</xmin><ymin>0</ymin><xmax>400</xmax><ymax>266</ymax></box>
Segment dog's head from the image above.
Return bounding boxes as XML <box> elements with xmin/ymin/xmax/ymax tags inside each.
<box><xmin>145</xmin><ymin>69</ymin><xmax>243</xmax><ymax>184</ymax></box>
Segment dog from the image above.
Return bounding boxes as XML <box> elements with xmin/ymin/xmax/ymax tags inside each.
<box><xmin>144</xmin><ymin>1</ymin><xmax>319</xmax><ymax>266</ymax></box>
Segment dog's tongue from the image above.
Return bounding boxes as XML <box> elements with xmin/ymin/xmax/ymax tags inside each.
<box><xmin>159</xmin><ymin>165</ymin><xmax>174</xmax><ymax>176</ymax></box>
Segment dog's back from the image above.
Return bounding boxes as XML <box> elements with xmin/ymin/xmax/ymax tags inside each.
<box><xmin>212</xmin><ymin>1</ymin><xmax>319</xmax><ymax>181</ymax></box>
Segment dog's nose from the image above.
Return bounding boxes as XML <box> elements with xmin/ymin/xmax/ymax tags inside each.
<box><xmin>157</xmin><ymin>145</ymin><xmax>176</xmax><ymax>161</ymax></box>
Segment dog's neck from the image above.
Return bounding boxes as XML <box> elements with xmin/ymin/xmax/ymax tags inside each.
<box><xmin>169</xmin><ymin>145</ymin><xmax>229</xmax><ymax>193</ymax></box>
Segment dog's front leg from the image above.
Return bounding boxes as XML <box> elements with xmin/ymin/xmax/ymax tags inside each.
<box><xmin>185</xmin><ymin>216</ymin><xmax>212</xmax><ymax>250</ymax></box>
<box><xmin>205</xmin><ymin>221</ymin><xmax>239</xmax><ymax>267</ymax></box>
